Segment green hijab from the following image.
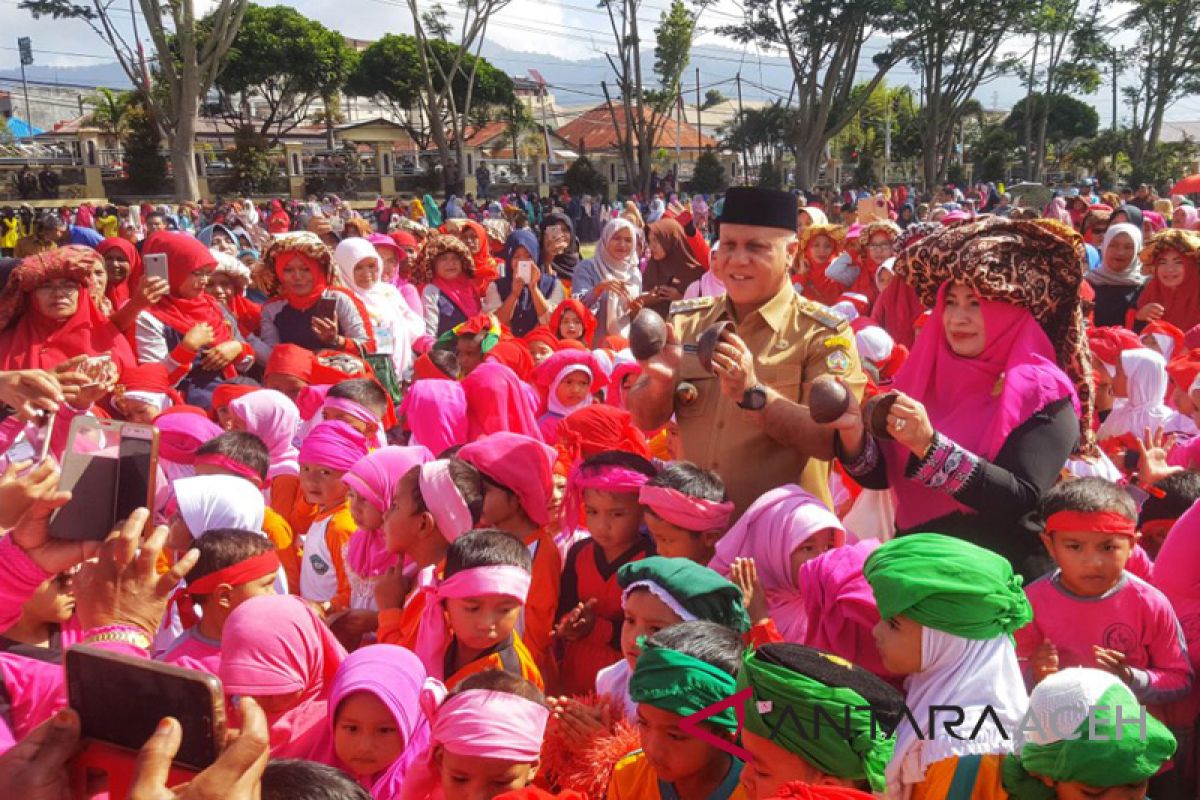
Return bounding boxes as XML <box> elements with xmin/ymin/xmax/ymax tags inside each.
<box><xmin>618</xmin><ymin>556</ymin><xmax>751</xmax><ymax>633</ymax></box>
<box><xmin>864</xmin><ymin>532</ymin><xmax>1032</xmax><ymax>639</ymax></box>
<box><xmin>629</xmin><ymin>641</ymin><xmax>740</xmax><ymax>733</ymax></box>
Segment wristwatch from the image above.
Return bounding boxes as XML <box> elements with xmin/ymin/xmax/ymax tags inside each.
<box><xmin>737</xmin><ymin>384</ymin><xmax>768</xmax><ymax>410</ymax></box>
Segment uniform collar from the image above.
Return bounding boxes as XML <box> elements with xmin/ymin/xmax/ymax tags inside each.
<box><xmin>725</xmin><ymin>279</ymin><xmax>794</xmax><ymax>334</ymax></box>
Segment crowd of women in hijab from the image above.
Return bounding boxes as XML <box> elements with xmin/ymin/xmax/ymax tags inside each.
<box><xmin>0</xmin><ymin>172</ymin><xmax>1199</xmax><ymax>800</ymax></box>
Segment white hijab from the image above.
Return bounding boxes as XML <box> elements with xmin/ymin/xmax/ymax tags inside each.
<box><xmin>175</xmin><ymin>475</ymin><xmax>265</xmax><ymax>536</ymax></box>
<box><xmin>333</xmin><ymin>237</ymin><xmax>422</xmax><ymax>370</ymax></box>
<box><xmin>591</xmin><ymin>217</ymin><xmax>642</xmax><ymax>337</ymax></box>
<box><xmin>546</xmin><ymin>364</ymin><xmax>595</xmax><ymax>417</ymax></box>
<box><xmin>887</xmin><ymin>626</ymin><xmax>1028</xmax><ymax>797</ymax></box>
<box><xmin>1098</xmin><ymin>347</ymin><xmax>1196</xmax><ymax>441</ymax></box>
<box><xmin>1088</xmin><ymin>224</ymin><xmax>1146</xmax><ymax>287</ymax></box>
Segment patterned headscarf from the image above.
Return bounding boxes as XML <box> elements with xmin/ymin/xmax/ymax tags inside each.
<box><xmin>409</xmin><ymin>232</ymin><xmax>474</xmax><ymax>287</ymax></box>
<box><xmin>893</xmin><ymin>216</ymin><xmax>1094</xmax><ymax>453</ymax></box>
<box><xmin>259</xmin><ymin>231</ymin><xmax>338</xmax><ymax>297</ymax></box>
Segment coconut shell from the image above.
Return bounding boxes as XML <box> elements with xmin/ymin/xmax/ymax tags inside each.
<box><xmin>628</xmin><ymin>308</ymin><xmax>667</xmax><ymax>361</ymax></box>
<box><xmin>808</xmin><ymin>375</ymin><xmax>850</xmax><ymax>423</ymax></box>
<box><xmin>862</xmin><ymin>392</ymin><xmax>900</xmax><ymax>440</ymax></box>
<box><xmin>697</xmin><ymin>320</ymin><xmax>735</xmax><ymax>374</ymax></box>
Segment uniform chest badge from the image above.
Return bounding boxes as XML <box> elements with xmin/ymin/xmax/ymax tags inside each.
<box><xmin>826</xmin><ymin>350</ymin><xmax>852</xmax><ymax>374</ymax></box>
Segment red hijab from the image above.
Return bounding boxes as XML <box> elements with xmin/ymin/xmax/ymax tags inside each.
<box><xmin>95</xmin><ymin>236</ymin><xmax>140</xmax><ymax>309</ymax></box>
<box><xmin>141</xmin><ymin>232</ymin><xmax>232</xmax><ymax>344</ymax></box>
<box><xmin>1138</xmin><ymin>248</ymin><xmax>1200</xmax><ymax>332</ymax></box>
<box><xmin>549</xmin><ymin>298</ymin><xmax>597</xmax><ymax>345</ymax></box>
<box><xmin>0</xmin><ymin>247</ymin><xmax>135</xmax><ymax>372</ymax></box>
<box><xmin>273</xmin><ymin>252</ymin><xmax>327</xmax><ymax>312</ymax></box>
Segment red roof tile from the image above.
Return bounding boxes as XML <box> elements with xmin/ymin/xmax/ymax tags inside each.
<box><xmin>556</xmin><ymin>103</ymin><xmax>715</xmax><ymax>152</ymax></box>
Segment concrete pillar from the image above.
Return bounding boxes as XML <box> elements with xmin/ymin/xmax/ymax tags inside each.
<box><xmin>535</xmin><ymin>159</ymin><xmax>549</xmax><ymax>197</ymax></box>
<box><xmin>375</xmin><ymin>143</ymin><xmax>395</xmax><ymax>197</ymax></box>
<box><xmin>83</xmin><ymin>166</ymin><xmax>104</xmax><ymax>199</ymax></box>
<box><xmin>285</xmin><ymin>142</ymin><xmax>306</xmax><ymax>200</ymax></box>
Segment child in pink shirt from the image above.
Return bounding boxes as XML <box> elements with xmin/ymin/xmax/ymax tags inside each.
<box><xmin>160</xmin><ymin>528</ymin><xmax>280</xmax><ymax>674</ymax></box>
<box><xmin>1015</xmin><ymin>477</ymin><xmax>1193</xmax><ymax>708</ymax></box>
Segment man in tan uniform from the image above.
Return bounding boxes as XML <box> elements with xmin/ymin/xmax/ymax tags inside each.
<box><xmin>627</xmin><ymin>187</ymin><xmax>866</xmax><ymax>514</ymax></box>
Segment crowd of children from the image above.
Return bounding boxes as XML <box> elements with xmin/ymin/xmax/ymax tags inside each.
<box><xmin>1</xmin><ymin>183</ymin><xmax>1200</xmax><ymax>800</ymax></box>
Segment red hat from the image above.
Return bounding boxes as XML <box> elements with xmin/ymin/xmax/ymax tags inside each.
<box><xmin>486</xmin><ymin>340</ymin><xmax>535</xmax><ymax>382</ymax></box>
<box><xmin>554</xmin><ymin>405</ymin><xmax>651</xmax><ymax>469</ymax></box>
<box><xmin>459</xmin><ymin>432</ymin><xmax>557</xmax><ymax>526</ymax></box>
<box><xmin>523</xmin><ymin>325</ymin><xmax>560</xmax><ymax>353</ymax></box>
<box><xmin>533</xmin><ymin>350</ymin><xmax>608</xmax><ymax>398</ymax></box>
<box><xmin>1143</xmin><ymin>320</ymin><xmax>1186</xmax><ymax>361</ymax></box>
<box><xmin>1087</xmin><ymin>326</ymin><xmax>1143</xmax><ymax>368</ymax></box>
<box><xmin>1167</xmin><ymin>348</ymin><xmax>1200</xmax><ymax>395</ymax></box>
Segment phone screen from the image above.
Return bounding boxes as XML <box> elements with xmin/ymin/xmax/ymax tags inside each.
<box><xmin>314</xmin><ymin>298</ymin><xmax>337</xmax><ymax>320</ymax></box>
<box><xmin>50</xmin><ymin>419</ymin><xmax>157</xmax><ymax>541</ymax></box>
<box><xmin>67</xmin><ymin>645</ymin><xmax>225</xmax><ymax>770</ymax></box>
<box><xmin>115</xmin><ymin>425</ymin><xmax>155</xmax><ymax>524</ymax></box>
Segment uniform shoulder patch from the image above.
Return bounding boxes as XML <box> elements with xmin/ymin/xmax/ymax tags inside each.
<box><xmin>669</xmin><ymin>296</ymin><xmax>718</xmax><ymax>315</ymax></box>
<box><xmin>797</xmin><ymin>298</ymin><xmax>847</xmax><ymax>329</ymax></box>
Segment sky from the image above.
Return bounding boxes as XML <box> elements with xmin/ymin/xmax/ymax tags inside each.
<box><xmin>1</xmin><ymin>0</ymin><xmax>1198</xmax><ymax>121</ymax></box>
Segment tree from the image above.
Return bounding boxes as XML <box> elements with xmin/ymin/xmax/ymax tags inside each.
<box><xmin>899</xmin><ymin>0</ymin><xmax>1025</xmax><ymax>188</ymax></box>
<box><xmin>85</xmin><ymin>87</ymin><xmax>136</xmax><ymax>136</ymax></box>
<box><xmin>21</xmin><ymin>0</ymin><xmax>249</xmax><ymax>201</ymax></box>
<box><xmin>1004</xmin><ymin>94</ymin><xmax>1099</xmax><ymax>166</ymax></box>
<box><xmin>208</xmin><ymin>4</ymin><xmax>357</xmax><ymax>147</ymax></box>
<box><xmin>689</xmin><ymin>147</ymin><xmax>726</xmax><ymax>193</ymax></box>
<box><xmin>600</xmin><ymin>0</ymin><xmax>699</xmax><ymax>198</ymax></box>
<box><xmin>344</xmin><ymin>30</ymin><xmax>514</xmax><ymax>185</ymax></box>
<box><xmin>122</xmin><ymin>99</ymin><xmax>168</xmax><ymax>194</ymax></box>
<box><xmin>719</xmin><ymin>0</ymin><xmax>907</xmax><ymax>187</ymax></box>
<box><xmin>722</xmin><ymin>100</ymin><xmax>799</xmax><ymax>171</ymax></box>
<box><xmin>228</xmin><ymin>126</ymin><xmax>277</xmax><ymax>194</ymax></box>
<box><xmin>757</xmin><ymin>155</ymin><xmax>784</xmax><ymax>189</ymax></box>
<box><xmin>1016</xmin><ymin>0</ymin><xmax>1104</xmax><ymax>180</ymax></box>
<box><xmin>563</xmin><ymin>156</ymin><xmax>608</xmax><ymax>196</ymax></box>
<box><xmin>971</xmin><ymin>125</ymin><xmax>1018</xmax><ymax>182</ymax></box>
<box><xmin>701</xmin><ymin>89</ymin><xmax>727</xmax><ymax>110</ymax></box>
<box><xmin>1123</xmin><ymin>0</ymin><xmax>1200</xmax><ymax>163</ymax></box>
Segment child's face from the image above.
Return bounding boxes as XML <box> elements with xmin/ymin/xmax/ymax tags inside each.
<box><xmin>872</xmin><ymin>614</ymin><xmax>924</xmax><ymax>675</ymax></box>
<box><xmin>555</xmin><ymin>370</ymin><xmax>591</xmax><ymax>408</ymax></box>
<box><xmin>790</xmin><ymin>529</ymin><xmax>835</xmax><ymax>575</ymax></box>
<box><xmin>334</xmin><ymin>691</ymin><xmax>404</xmax><ymax>779</ymax></box>
<box><xmin>808</xmin><ymin>234</ymin><xmax>834</xmax><ymax>264</ymax></box>
<box><xmin>456</xmin><ymin>336</ymin><xmax>484</xmax><ymax>376</ymax></box>
<box><xmin>25</xmin><ymin>571</ymin><xmax>76</xmax><ymax>625</ymax></box>
<box><xmin>299</xmin><ymin>463</ymin><xmax>350</xmax><ymax>509</ymax></box>
<box><xmin>620</xmin><ymin>589</ymin><xmax>683</xmax><ymax>669</ymax></box>
<box><xmin>528</xmin><ymin>342</ymin><xmax>554</xmax><ymax>365</ymax></box>
<box><xmin>216</xmin><ymin>405</ymin><xmax>236</xmax><ymax>430</ymax></box>
<box><xmin>226</xmin><ymin>572</ymin><xmax>277</xmax><ymax>607</ymax></box>
<box><xmin>1039</xmin><ymin>529</ymin><xmax>1133</xmax><ymax>597</ymax></box>
<box><xmin>264</xmin><ymin>373</ymin><xmax>306</xmax><ymax>402</ymax></box>
<box><xmin>582</xmin><ymin>488</ymin><xmax>643</xmax><ymax>555</ymax></box>
<box><xmin>115</xmin><ymin>397</ymin><xmax>160</xmax><ymax>424</ymax></box>
<box><xmin>741</xmin><ymin>729</ymin><xmax>837</xmax><ymax>798</ymax></box>
<box><xmin>443</xmin><ymin>594</ymin><xmax>522</xmax><ymax>652</ymax></box>
<box><xmin>643</xmin><ymin>510</ymin><xmax>714</xmax><ymax>563</ymax></box>
<box><xmin>1155</xmin><ymin>250</ymin><xmax>1190</xmax><ymax>290</ymax></box>
<box><xmin>322</xmin><ymin>408</ymin><xmax>380</xmax><ymax>439</ymax></box>
<box><xmin>167</xmin><ymin>514</ymin><xmax>194</xmax><ymax>551</ymax></box>
<box><xmin>636</xmin><ymin>704</ymin><xmax>725</xmax><ymax>786</ymax></box>
<box><xmin>1139</xmin><ymin>519</ymin><xmax>1172</xmax><ymax>559</ymax></box>
<box><xmin>384</xmin><ymin>471</ymin><xmax>436</xmax><ymax>562</ymax></box>
<box><xmin>1048</xmin><ymin>780</ymin><xmax>1149</xmax><ymax>800</ymax></box>
<box><xmin>558</xmin><ymin>310</ymin><xmax>585</xmax><ymax>341</ymax></box>
<box><xmin>348</xmin><ymin>488</ymin><xmax>385</xmax><ymax>531</ymax></box>
<box><xmin>436</xmin><ymin>748</ymin><xmax>537</xmax><ymax>799</ymax></box>
<box><xmin>480</xmin><ymin>480</ymin><xmax>522</xmax><ymax>530</ymax></box>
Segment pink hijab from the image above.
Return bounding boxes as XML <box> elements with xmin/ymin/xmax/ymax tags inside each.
<box><xmin>400</xmin><ymin>380</ymin><xmax>468</xmax><ymax>456</ymax></box>
<box><xmin>1153</xmin><ymin>500</ymin><xmax>1200</xmax><ymax>723</ymax></box>
<box><xmin>708</xmin><ymin>485</ymin><xmax>845</xmax><ymax>641</ymax></box>
<box><xmin>888</xmin><ymin>283</ymin><xmax>1078</xmax><ymax>529</ymax></box>
<box><xmin>219</xmin><ymin>595</ymin><xmax>347</xmax><ymax>761</ymax></box>
<box><xmin>342</xmin><ymin>446</ymin><xmax>435</xmax><ymax>580</ymax></box>
<box><xmin>154</xmin><ymin>414</ymin><xmax>223</xmax><ymax>484</ymax></box>
<box><xmin>229</xmin><ymin>389</ymin><xmax>301</xmax><ymax>479</ymax></box>
<box><xmin>461</xmin><ymin>361</ymin><xmax>544</xmax><ymax>442</ymax></box>
<box><xmin>328</xmin><ymin>644</ymin><xmax>432</xmax><ymax>799</ymax></box>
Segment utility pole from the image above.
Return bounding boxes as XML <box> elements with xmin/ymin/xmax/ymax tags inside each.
<box><xmin>1110</xmin><ymin>47</ymin><xmax>1119</xmax><ymax>131</ymax></box>
<box><xmin>77</xmin><ymin>95</ymin><xmax>84</xmax><ymax>117</ymax></box>
<box><xmin>17</xmin><ymin>37</ymin><xmax>33</xmax><ymax>140</ymax></box>
<box><xmin>695</xmin><ymin>67</ymin><xmax>701</xmax><ymax>150</ymax></box>
<box><xmin>735</xmin><ymin>72</ymin><xmax>748</xmax><ymax>185</ymax></box>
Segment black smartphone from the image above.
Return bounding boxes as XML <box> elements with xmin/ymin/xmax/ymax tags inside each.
<box><xmin>50</xmin><ymin>418</ymin><xmax>159</xmax><ymax>541</ymax></box>
<box><xmin>66</xmin><ymin>645</ymin><xmax>226</xmax><ymax>771</ymax></box>
<box><xmin>314</xmin><ymin>297</ymin><xmax>337</xmax><ymax>320</ymax></box>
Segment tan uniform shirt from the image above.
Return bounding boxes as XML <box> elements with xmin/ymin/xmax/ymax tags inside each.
<box><xmin>668</xmin><ymin>281</ymin><xmax>866</xmax><ymax>515</ymax></box>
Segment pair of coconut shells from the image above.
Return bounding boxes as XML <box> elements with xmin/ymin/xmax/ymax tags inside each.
<box><xmin>628</xmin><ymin>309</ymin><xmax>734</xmax><ymax>375</ymax></box>
<box><xmin>807</xmin><ymin>375</ymin><xmax>898</xmax><ymax>438</ymax></box>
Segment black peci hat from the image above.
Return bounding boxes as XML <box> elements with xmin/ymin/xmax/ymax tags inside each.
<box><xmin>718</xmin><ymin>186</ymin><xmax>797</xmax><ymax>232</ymax></box>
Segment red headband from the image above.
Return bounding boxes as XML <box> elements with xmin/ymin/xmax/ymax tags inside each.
<box><xmin>1044</xmin><ymin>510</ymin><xmax>1137</xmax><ymax>539</ymax></box>
<box><xmin>173</xmin><ymin>550</ymin><xmax>281</xmax><ymax>628</ymax></box>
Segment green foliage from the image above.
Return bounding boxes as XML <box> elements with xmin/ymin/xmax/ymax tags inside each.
<box><xmin>646</xmin><ymin>0</ymin><xmax>695</xmax><ymax>113</ymax></box>
<box><xmin>722</xmin><ymin>101</ymin><xmax>797</xmax><ymax>154</ymax></box>
<box><xmin>946</xmin><ymin>163</ymin><xmax>968</xmax><ymax>186</ymax></box>
<box><xmin>853</xmin><ymin>151</ymin><xmax>876</xmax><ymax>187</ymax></box>
<box><xmin>757</xmin><ymin>156</ymin><xmax>784</xmax><ymax>190</ymax></box>
<box><xmin>702</xmin><ymin>89</ymin><xmax>727</xmax><ymax>110</ymax></box>
<box><xmin>86</xmin><ymin>87</ymin><xmax>136</xmax><ymax>135</ymax></box>
<box><xmin>122</xmin><ymin>102</ymin><xmax>168</xmax><ymax>193</ymax></box>
<box><xmin>1127</xmin><ymin>140</ymin><xmax>1200</xmax><ymax>190</ymax></box>
<box><xmin>563</xmin><ymin>155</ymin><xmax>608</xmax><ymax>197</ymax></box>
<box><xmin>688</xmin><ymin>147</ymin><xmax>727</xmax><ymax>194</ymax></box>
<box><xmin>1005</xmin><ymin>94</ymin><xmax>1099</xmax><ymax>144</ymax></box>
<box><xmin>229</xmin><ymin>126</ymin><xmax>277</xmax><ymax>194</ymax></box>
<box><xmin>971</xmin><ymin>125</ymin><xmax>1017</xmax><ymax>183</ymax></box>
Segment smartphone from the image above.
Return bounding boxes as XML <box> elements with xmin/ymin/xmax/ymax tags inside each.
<box><xmin>314</xmin><ymin>297</ymin><xmax>338</xmax><ymax>321</ymax></box>
<box><xmin>50</xmin><ymin>417</ymin><xmax>158</xmax><ymax>541</ymax></box>
<box><xmin>67</xmin><ymin>645</ymin><xmax>226</xmax><ymax>771</ymax></box>
<box><xmin>144</xmin><ymin>252</ymin><xmax>169</xmax><ymax>283</ymax></box>
<box><xmin>516</xmin><ymin>260</ymin><xmax>534</xmax><ymax>284</ymax></box>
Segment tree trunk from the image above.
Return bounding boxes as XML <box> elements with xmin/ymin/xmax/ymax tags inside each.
<box><xmin>172</xmin><ymin>99</ymin><xmax>200</xmax><ymax>201</ymax></box>
<box><xmin>792</xmin><ymin>142</ymin><xmax>821</xmax><ymax>190</ymax></box>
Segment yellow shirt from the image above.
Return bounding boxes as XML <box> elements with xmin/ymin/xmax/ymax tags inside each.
<box><xmin>668</xmin><ymin>283</ymin><xmax>866</xmax><ymax>514</ymax></box>
<box><xmin>911</xmin><ymin>754</ymin><xmax>1008</xmax><ymax>800</ymax></box>
<box><xmin>607</xmin><ymin>749</ymin><xmax>748</xmax><ymax>800</ymax></box>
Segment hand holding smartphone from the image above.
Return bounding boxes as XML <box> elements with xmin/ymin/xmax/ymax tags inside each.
<box><xmin>516</xmin><ymin>260</ymin><xmax>535</xmax><ymax>285</ymax></box>
<box><xmin>143</xmin><ymin>253</ymin><xmax>169</xmax><ymax>284</ymax></box>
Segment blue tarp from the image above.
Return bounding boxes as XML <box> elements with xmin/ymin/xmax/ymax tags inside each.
<box><xmin>6</xmin><ymin>117</ymin><xmax>43</xmax><ymax>138</ymax></box>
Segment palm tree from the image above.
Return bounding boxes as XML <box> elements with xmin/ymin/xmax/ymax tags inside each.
<box><xmin>85</xmin><ymin>87</ymin><xmax>136</xmax><ymax>136</ymax></box>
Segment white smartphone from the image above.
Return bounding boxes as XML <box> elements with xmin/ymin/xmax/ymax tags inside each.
<box><xmin>516</xmin><ymin>260</ymin><xmax>534</xmax><ymax>284</ymax></box>
<box><xmin>144</xmin><ymin>253</ymin><xmax>169</xmax><ymax>283</ymax></box>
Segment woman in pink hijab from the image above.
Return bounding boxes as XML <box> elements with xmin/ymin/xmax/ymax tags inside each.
<box><xmin>328</xmin><ymin>644</ymin><xmax>431</xmax><ymax>799</ymax></box>
<box><xmin>400</xmin><ymin>380</ymin><xmax>468</xmax><ymax>456</ymax></box>
<box><xmin>342</xmin><ymin>446</ymin><xmax>435</xmax><ymax>610</ymax></box>
<box><xmin>228</xmin><ymin>388</ymin><xmax>301</xmax><ymax>481</ymax></box>
<box><xmin>708</xmin><ymin>484</ymin><xmax>846</xmax><ymax>642</ymax></box>
<box><xmin>219</xmin><ymin>594</ymin><xmax>347</xmax><ymax>761</ymax></box>
<box><xmin>461</xmin><ymin>361</ymin><xmax>543</xmax><ymax>442</ymax></box>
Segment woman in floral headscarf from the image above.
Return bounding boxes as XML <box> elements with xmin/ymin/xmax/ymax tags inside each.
<box><xmin>832</xmin><ymin>218</ymin><xmax>1090</xmax><ymax>578</ymax></box>
<box><xmin>413</xmin><ymin>233</ymin><xmax>481</xmax><ymax>337</ymax></box>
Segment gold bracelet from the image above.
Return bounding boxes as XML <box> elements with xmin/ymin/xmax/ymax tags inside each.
<box><xmin>82</xmin><ymin>630</ymin><xmax>152</xmax><ymax>650</ymax></box>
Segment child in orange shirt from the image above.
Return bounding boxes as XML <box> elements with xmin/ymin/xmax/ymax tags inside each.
<box><xmin>296</xmin><ymin>420</ymin><xmax>369</xmax><ymax>613</ymax></box>
<box><xmin>638</xmin><ymin>461</ymin><xmax>733</xmax><ymax>565</ymax></box>
<box><xmin>458</xmin><ymin>431</ymin><xmax>561</xmax><ymax>677</ymax></box>
<box><xmin>413</xmin><ymin>528</ymin><xmax>543</xmax><ymax>690</ymax></box>
<box><xmin>319</xmin><ymin>377</ymin><xmax>389</xmax><ymax>448</ymax></box>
